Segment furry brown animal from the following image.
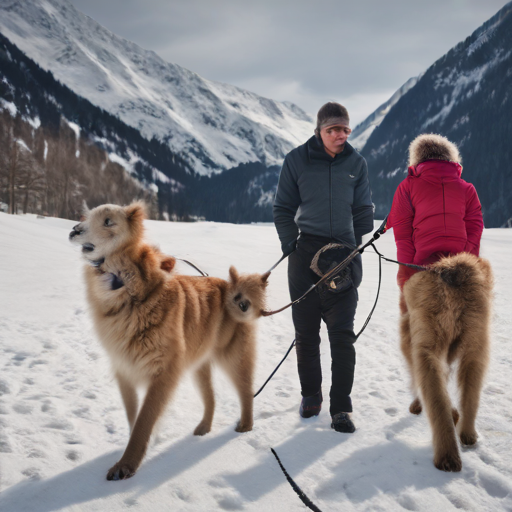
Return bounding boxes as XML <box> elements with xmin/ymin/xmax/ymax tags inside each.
<box><xmin>69</xmin><ymin>202</ymin><xmax>269</xmax><ymax>480</ymax></box>
<box><xmin>400</xmin><ymin>252</ymin><xmax>493</xmax><ymax>472</ymax></box>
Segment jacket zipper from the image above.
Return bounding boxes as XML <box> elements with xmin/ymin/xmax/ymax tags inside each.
<box><xmin>329</xmin><ymin>162</ymin><xmax>333</xmax><ymax>239</ymax></box>
<box><xmin>442</xmin><ymin>181</ymin><xmax>446</xmax><ymax>232</ymax></box>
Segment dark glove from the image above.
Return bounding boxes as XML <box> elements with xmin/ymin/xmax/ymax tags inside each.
<box><xmin>281</xmin><ymin>239</ymin><xmax>297</xmax><ymax>257</ymax></box>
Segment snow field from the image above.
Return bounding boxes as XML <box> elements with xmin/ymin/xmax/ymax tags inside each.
<box><xmin>0</xmin><ymin>213</ymin><xmax>511</xmax><ymax>511</ymax></box>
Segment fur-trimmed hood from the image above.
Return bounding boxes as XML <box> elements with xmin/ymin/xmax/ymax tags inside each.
<box><xmin>408</xmin><ymin>134</ymin><xmax>461</xmax><ymax>167</ymax></box>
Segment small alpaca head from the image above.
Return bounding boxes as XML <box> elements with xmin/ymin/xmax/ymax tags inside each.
<box><xmin>227</xmin><ymin>266</ymin><xmax>269</xmax><ymax>322</ymax></box>
<box><xmin>69</xmin><ymin>202</ymin><xmax>146</xmax><ymax>264</ymax></box>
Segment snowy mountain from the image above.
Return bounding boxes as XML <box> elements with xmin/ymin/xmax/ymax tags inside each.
<box><xmin>0</xmin><ymin>31</ymin><xmax>288</xmax><ymax>223</ymax></box>
<box><xmin>0</xmin><ymin>0</ymin><xmax>314</xmax><ymax>176</ymax></box>
<box><xmin>358</xmin><ymin>1</ymin><xmax>512</xmax><ymax>228</ymax></box>
<box><xmin>350</xmin><ymin>76</ymin><xmax>419</xmax><ymax>151</ymax></box>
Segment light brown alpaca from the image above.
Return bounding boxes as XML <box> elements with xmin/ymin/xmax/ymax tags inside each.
<box><xmin>400</xmin><ymin>253</ymin><xmax>493</xmax><ymax>472</ymax></box>
<box><xmin>69</xmin><ymin>202</ymin><xmax>269</xmax><ymax>480</ymax></box>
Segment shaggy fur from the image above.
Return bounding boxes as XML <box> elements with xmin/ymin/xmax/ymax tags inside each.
<box><xmin>408</xmin><ymin>133</ymin><xmax>461</xmax><ymax>167</ymax></box>
<box><xmin>400</xmin><ymin>252</ymin><xmax>493</xmax><ymax>472</ymax></box>
<box><xmin>69</xmin><ymin>202</ymin><xmax>269</xmax><ymax>480</ymax></box>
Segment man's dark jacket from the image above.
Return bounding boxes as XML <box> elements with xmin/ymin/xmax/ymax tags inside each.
<box><xmin>273</xmin><ymin>135</ymin><xmax>374</xmax><ymax>254</ymax></box>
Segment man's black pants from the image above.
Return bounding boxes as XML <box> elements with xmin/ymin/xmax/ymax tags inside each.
<box><xmin>288</xmin><ymin>236</ymin><xmax>358</xmax><ymax>415</ymax></box>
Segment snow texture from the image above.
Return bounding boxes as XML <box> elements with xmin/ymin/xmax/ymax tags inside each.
<box><xmin>0</xmin><ymin>0</ymin><xmax>314</xmax><ymax>175</ymax></box>
<box><xmin>1</xmin><ymin>212</ymin><xmax>511</xmax><ymax>511</ymax></box>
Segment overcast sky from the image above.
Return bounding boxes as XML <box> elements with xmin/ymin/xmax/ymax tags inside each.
<box><xmin>70</xmin><ymin>0</ymin><xmax>508</xmax><ymax>126</ymax></box>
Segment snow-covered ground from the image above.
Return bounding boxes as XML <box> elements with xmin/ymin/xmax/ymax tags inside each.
<box><xmin>1</xmin><ymin>213</ymin><xmax>511</xmax><ymax>511</ymax></box>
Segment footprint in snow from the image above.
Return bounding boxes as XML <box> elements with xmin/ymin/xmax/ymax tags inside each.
<box><xmin>22</xmin><ymin>467</ymin><xmax>42</xmax><ymax>481</ymax></box>
<box><xmin>484</xmin><ymin>385</ymin><xmax>504</xmax><ymax>395</ymax></box>
<box><xmin>397</xmin><ymin>492</ymin><xmax>420</xmax><ymax>511</ymax></box>
<box><xmin>28</xmin><ymin>448</ymin><xmax>46</xmax><ymax>458</ymax></box>
<box><xmin>215</xmin><ymin>489</ymin><xmax>244</xmax><ymax>511</ymax></box>
<box><xmin>66</xmin><ymin>449</ymin><xmax>81</xmax><ymax>462</ymax></box>
<box><xmin>13</xmin><ymin>403</ymin><xmax>33</xmax><ymax>414</ymax></box>
<box><xmin>0</xmin><ymin>380</ymin><xmax>10</xmax><ymax>396</ymax></box>
<box><xmin>44</xmin><ymin>419</ymin><xmax>74</xmax><ymax>431</ymax></box>
<box><xmin>479</xmin><ymin>472</ymin><xmax>512</xmax><ymax>499</ymax></box>
<box><xmin>65</xmin><ymin>436</ymin><xmax>82</xmax><ymax>445</ymax></box>
<box><xmin>478</xmin><ymin>449</ymin><xmax>500</xmax><ymax>466</ymax></box>
<box><xmin>12</xmin><ymin>353</ymin><xmax>29</xmax><ymax>365</ymax></box>
<box><xmin>173</xmin><ymin>486</ymin><xmax>194</xmax><ymax>502</ymax></box>
<box><xmin>445</xmin><ymin>493</ymin><xmax>472</xmax><ymax>510</ymax></box>
<box><xmin>72</xmin><ymin>406</ymin><xmax>90</xmax><ymax>418</ymax></box>
<box><xmin>29</xmin><ymin>359</ymin><xmax>48</xmax><ymax>368</ymax></box>
<box><xmin>41</xmin><ymin>400</ymin><xmax>55</xmax><ymax>413</ymax></box>
<box><xmin>0</xmin><ymin>438</ymin><xmax>12</xmax><ymax>453</ymax></box>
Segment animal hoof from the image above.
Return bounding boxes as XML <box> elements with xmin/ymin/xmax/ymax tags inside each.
<box><xmin>409</xmin><ymin>398</ymin><xmax>422</xmax><ymax>415</ymax></box>
<box><xmin>452</xmin><ymin>408</ymin><xmax>460</xmax><ymax>426</ymax></box>
<box><xmin>193</xmin><ymin>422</ymin><xmax>212</xmax><ymax>436</ymax></box>
<box><xmin>106</xmin><ymin>462</ymin><xmax>136</xmax><ymax>481</ymax></box>
<box><xmin>434</xmin><ymin>452</ymin><xmax>462</xmax><ymax>472</ymax></box>
<box><xmin>235</xmin><ymin>421</ymin><xmax>253</xmax><ymax>433</ymax></box>
<box><xmin>459</xmin><ymin>430</ymin><xmax>478</xmax><ymax>446</ymax></box>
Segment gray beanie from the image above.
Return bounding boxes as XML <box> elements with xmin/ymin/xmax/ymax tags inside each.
<box><xmin>315</xmin><ymin>102</ymin><xmax>350</xmax><ymax>137</ymax></box>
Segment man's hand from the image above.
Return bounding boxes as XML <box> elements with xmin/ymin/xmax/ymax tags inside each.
<box><xmin>281</xmin><ymin>239</ymin><xmax>297</xmax><ymax>257</ymax></box>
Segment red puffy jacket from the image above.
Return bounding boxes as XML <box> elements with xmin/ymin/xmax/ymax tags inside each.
<box><xmin>387</xmin><ymin>160</ymin><xmax>484</xmax><ymax>288</ymax></box>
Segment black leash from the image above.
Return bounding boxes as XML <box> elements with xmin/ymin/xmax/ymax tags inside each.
<box><xmin>270</xmin><ymin>448</ymin><xmax>323</xmax><ymax>512</ymax></box>
<box><xmin>265</xmin><ymin>252</ymin><xmax>289</xmax><ymax>273</ymax></box>
<box><xmin>355</xmin><ymin>243</ymin><xmax>382</xmax><ymax>340</ymax></box>
<box><xmin>261</xmin><ymin>217</ymin><xmax>389</xmax><ymax>317</ymax></box>
<box><xmin>176</xmin><ymin>258</ymin><xmax>209</xmax><ymax>276</ymax></box>
<box><xmin>369</xmin><ymin>244</ymin><xmax>428</xmax><ymax>271</ymax></box>
<box><xmin>254</xmin><ymin>339</ymin><xmax>296</xmax><ymax>398</ymax></box>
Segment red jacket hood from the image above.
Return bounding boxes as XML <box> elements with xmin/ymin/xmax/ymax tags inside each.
<box><xmin>408</xmin><ymin>160</ymin><xmax>462</xmax><ymax>183</ymax></box>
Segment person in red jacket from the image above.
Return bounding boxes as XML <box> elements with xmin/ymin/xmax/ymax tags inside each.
<box><xmin>387</xmin><ymin>134</ymin><xmax>484</xmax><ymax>303</ymax></box>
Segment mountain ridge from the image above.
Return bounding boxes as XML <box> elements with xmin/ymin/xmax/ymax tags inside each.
<box><xmin>0</xmin><ymin>0</ymin><xmax>314</xmax><ymax>176</ymax></box>
<box><xmin>358</xmin><ymin>1</ymin><xmax>512</xmax><ymax>228</ymax></box>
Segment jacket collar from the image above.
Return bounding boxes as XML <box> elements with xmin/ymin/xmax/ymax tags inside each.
<box><xmin>306</xmin><ymin>135</ymin><xmax>354</xmax><ymax>163</ymax></box>
<box><xmin>408</xmin><ymin>160</ymin><xmax>462</xmax><ymax>180</ymax></box>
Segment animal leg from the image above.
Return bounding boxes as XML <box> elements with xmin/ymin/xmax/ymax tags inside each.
<box><xmin>116</xmin><ymin>372</ymin><xmax>139</xmax><ymax>432</ymax></box>
<box><xmin>457</xmin><ymin>327</ymin><xmax>489</xmax><ymax>446</ymax></box>
<box><xmin>107</xmin><ymin>365</ymin><xmax>182</xmax><ymax>481</ymax></box>
<box><xmin>412</xmin><ymin>340</ymin><xmax>461</xmax><ymax>472</ymax></box>
<box><xmin>193</xmin><ymin>362</ymin><xmax>215</xmax><ymax>436</ymax></box>
<box><xmin>219</xmin><ymin>329</ymin><xmax>255</xmax><ymax>433</ymax></box>
<box><xmin>400</xmin><ymin>309</ymin><xmax>422</xmax><ymax>414</ymax></box>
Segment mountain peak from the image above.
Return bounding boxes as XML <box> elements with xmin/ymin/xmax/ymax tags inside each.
<box><xmin>0</xmin><ymin>0</ymin><xmax>314</xmax><ymax>175</ymax></box>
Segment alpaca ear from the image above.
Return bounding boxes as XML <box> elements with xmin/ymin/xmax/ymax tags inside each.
<box><xmin>229</xmin><ymin>266</ymin><xmax>239</xmax><ymax>284</ymax></box>
<box><xmin>160</xmin><ymin>256</ymin><xmax>176</xmax><ymax>273</ymax></box>
<box><xmin>261</xmin><ymin>271</ymin><xmax>270</xmax><ymax>284</ymax></box>
<box><xmin>80</xmin><ymin>200</ymin><xmax>90</xmax><ymax>221</ymax></box>
<box><xmin>125</xmin><ymin>201</ymin><xmax>147</xmax><ymax>223</ymax></box>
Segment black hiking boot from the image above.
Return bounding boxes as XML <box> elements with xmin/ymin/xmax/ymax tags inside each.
<box><xmin>331</xmin><ymin>412</ymin><xmax>356</xmax><ymax>433</ymax></box>
<box><xmin>299</xmin><ymin>390</ymin><xmax>323</xmax><ymax>418</ymax></box>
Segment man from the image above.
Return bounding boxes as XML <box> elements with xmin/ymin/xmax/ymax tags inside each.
<box><xmin>273</xmin><ymin>102</ymin><xmax>373</xmax><ymax>433</ymax></box>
